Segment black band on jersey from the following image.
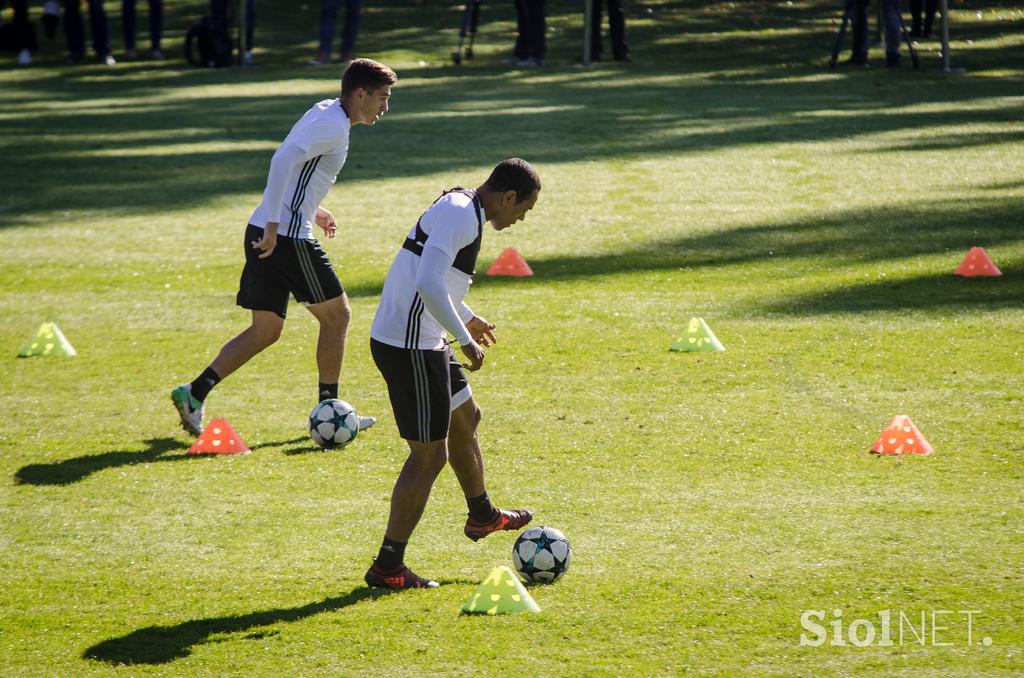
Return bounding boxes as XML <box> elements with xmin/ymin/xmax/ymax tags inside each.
<box><xmin>400</xmin><ymin>188</ymin><xmax>483</xmax><ymax>276</ymax></box>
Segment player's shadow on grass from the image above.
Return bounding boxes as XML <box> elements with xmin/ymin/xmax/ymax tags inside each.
<box><xmin>13</xmin><ymin>436</ymin><xmax>308</xmax><ymax>486</ymax></box>
<box><xmin>83</xmin><ymin>581</ymin><xmax>467</xmax><ymax>665</ymax></box>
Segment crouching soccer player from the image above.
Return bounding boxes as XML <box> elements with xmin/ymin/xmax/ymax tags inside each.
<box><xmin>364</xmin><ymin>159</ymin><xmax>541</xmax><ymax>589</ymax></box>
<box><xmin>171</xmin><ymin>59</ymin><xmax>397</xmax><ymax>436</ymax></box>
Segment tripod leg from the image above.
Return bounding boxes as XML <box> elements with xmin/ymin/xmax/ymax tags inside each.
<box><xmin>900</xmin><ymin>15</ymin><xmax>920</xmax><ymax>68</ymax></box>
<box><xmin>466</xmin><ymin>0</ymin><xmax>480</xmax><ymax>59</ymax></box>
<box><xmin>452</xmin><ymin>2</ymin><xmax>474</xmax><ymax>64</ymax></box>
<box><xmin>830</xmin><ymin>0</ymin><xmax>853</xmax><ymax>68</ymax></box>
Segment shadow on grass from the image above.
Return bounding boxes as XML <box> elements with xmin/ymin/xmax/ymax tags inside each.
<box><xmin>83</xmin><ymin>586</ymin><xmax>393</xmax><ymax>665</ymax></box>
<box><xmin>764</xmin><ymin>271</ymin><xmax>1023</xmax><ymax>315</ymax></box>
<box><xmin>13</xmin><ymin>436</ymin><xmax>308</xmax><ymax>486</ymax></box>
<box><xmin>2</xmin><ymin>3</ymin><xmax>1022</xmax><ymax>228</ymax></box>
<box><xmin>84</xmin><ymin>576</ymin><xmax>474</xmax><ymax>665</ymax></box>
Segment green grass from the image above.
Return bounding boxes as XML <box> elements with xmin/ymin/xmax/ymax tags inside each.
<box><xmin>1</xmin><ymin>0</ymin><xmax>1023</xmax><ymax>675</ymax></box>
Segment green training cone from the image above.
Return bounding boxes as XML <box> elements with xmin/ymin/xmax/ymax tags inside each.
<box><xmin>669</xmin><ymin>317</ymin><xmax>725</xmax><ymax>352</ymax></box>
<box><xmin>462</xmin><ymin>565</ymin><xmax>540</xmax><ymax>615</ymax></box>
<box><xmin>18</xmin><ymin>322</ymin><xmax>77</xmax><ymax>357</ymax></box>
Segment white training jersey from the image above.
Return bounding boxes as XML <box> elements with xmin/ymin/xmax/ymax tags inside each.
<box><xmin>371</xmin><ymin>191</ymin><xmax>485</xmax><ymax>350</ymax></box>
<box><xmin>248</xmin><ymin>98</ymin><xmax>350</xmax><ymax>241</ymax></box>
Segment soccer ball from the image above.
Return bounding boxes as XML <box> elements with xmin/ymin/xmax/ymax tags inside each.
<box><xmin>309</xmin><ymin>399</ymin><xmax>359</xmax><ymax>449</ymax></box>
<box><xmin>512</xmin><ymin>526</ymin><xmax>571</xmax><ymax>583</ymax></box>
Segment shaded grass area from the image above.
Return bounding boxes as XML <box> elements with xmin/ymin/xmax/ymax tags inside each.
<box><xmin>1</xmin><ymin>1</ymin><xmax>1022</xmax><ymax>676</ymax></box>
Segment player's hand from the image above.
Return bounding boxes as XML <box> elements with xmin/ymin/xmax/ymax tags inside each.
<box><xmin>252</xmin><ymin>224</ymin><xmax>279</xmax><ymax>259</ymax></box>
<box><xmin>466</xmin><ymin>316</ymin><xmax>497</xmax><ymax>347</ymax></box>
<box><xmin>459</xmin><ymin>339</ymin><xmax>485</xmax><ymax>372</ymax></box>
<box><xmin>315</xmin><ymin>207</ymin><xmax>337</xmax><ymax>238</ymax></box>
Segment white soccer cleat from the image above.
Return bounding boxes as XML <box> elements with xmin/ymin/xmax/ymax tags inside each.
<box><xmin>357</xmin><ymin>415</ymin><xmax>377</xmax><ymax>431</ymax></box>
<box><xmin>171</xmin><ymin>384</ymin><xmax>205</xmax><ymax>436</ymax></box>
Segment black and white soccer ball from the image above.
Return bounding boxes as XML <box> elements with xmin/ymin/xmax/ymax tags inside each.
<box><xmin>309</xmin><ymin>399</ymin><xmax>359</xmax><ymax>449</ymax></box>
<box><xmin>512</xmin><ymin>526</ymin><xmax>571</xmax><ymax>583</ymax></box>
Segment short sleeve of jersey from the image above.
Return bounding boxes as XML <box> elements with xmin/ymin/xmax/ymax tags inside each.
<box><xmin>420</xmin><ymin>195</ymin><xmax>479</xmax><ymax>259</ymax></box>
<box><xmin>290</xmin><ymin>99</ymin><xmax>349</xmax><ymax>157</ymax></box>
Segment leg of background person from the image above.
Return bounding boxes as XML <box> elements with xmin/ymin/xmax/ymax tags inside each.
<box><xmin>923</xmin><ymin>0</ymin><xmax>936</xmax><ymax>36</ymax></box>
<box><xmin>339</xmin><ymin>0</ymin><xmax>363</xmax><ymax>59</ymax></box>
<box><xmin>208</xmin><ymin>310</ymin><xmax>285</xmax><ymax>380</ymax></box>
<box><xmin>882</xmin><ymin>0</ymin><xmax>901</xmax><ymax>62</ymax></box>
<box><xmin>122</xmin><ymin>0</ymin><xmax>137</xmax><ymax>54</ymax></box>
<box><xmin>526</xmin><ymin>0</ymin><xmax>545</xmax><ymax>62</ymax></box>
<box><xmin>589</xmin><ymin>0</ymin><xmax>603</xmax><ymax>60</ymax></box>
<box><xmin>63</xmin><ymin>0</ymin><xmax>86</xmax><ymax>60</ymax></box>
<box><xmin>607</xmin><ymin>0</ymin><xmax>629</xmax><ymax>59</ymax></box>
<box><xmin>245</xmin><ymin>0</ymin><xmax>255</xmax><ymax>51</ymax></box>
<box><xmin>11</xmin><ymin>0</ymin><xmax>38</xmax><ymax>52</ymax></box>
<box><xmin>148</xmin><ymin>0</ymin><xmax>163</xmax><ymax>52</ymax></box>
<box><xmin>305</xmin><ymin>293</ymin><xmax>351</xmax><ymax>388</ymax></box>
<box><xmin>850</xmin><ymin>0</ymin><xmax>869</xmax><ymax>61</ymax></box>
<box><xmin>318</xmin><ymin>0</ymin><xmax>340</xmax><ymax>55</ymax></box>
<box><xmin>908</xmin><ymin>0</ymin><xmax>922</xmax><ymax>35</ymax></box>
<box><xmin>384</xmin><ymin>439</ymin><xmax>448</xmax><ymax>542</ymax></box>
<box><xmin>87</xmin><ymin>0</ymin><xmax>111</xmax><ymax>58</ymax></box>
<box><xmin>446</xmin><ymin>398</ymin><xmax>486</xmax><ymax>499</ymax></box>
<box><xmin>513</xmin><ymin>0</ymin><xmax>528</xmax><ymax>60</ymax></box>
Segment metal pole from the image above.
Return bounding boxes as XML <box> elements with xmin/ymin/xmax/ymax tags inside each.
<box><xmin>940</xmin><ymin>0</ymin><xmax>950</xmax><ymax>72</ymax></box>
<box><xmin>582</xmin><ymin>0</ymin><xmax>593</xmax><ymax>66</ymax></box>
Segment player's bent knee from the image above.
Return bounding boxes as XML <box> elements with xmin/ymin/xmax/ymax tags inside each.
<box><xmin>313</xmin><ymin>295</ymin><xmax>352</xmax><ymax>331</ymax></box>
<box><xmin>452</xmin><ymin>400</ymin><xmax>481</xmax><ymax>434</ymax></box>
<box><xmin>252</xmin><ymin>316</ymin><xmax>285</xmax><ymax>346</ymax></box>
<box><xmin>408</xmin><ymin>440</ymin><xmax>448</xmax><ymax>474</ymax></box>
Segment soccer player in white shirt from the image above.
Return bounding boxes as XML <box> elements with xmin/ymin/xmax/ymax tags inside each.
<box><xmin>364</xmin><ymin>159</ymin><xmax>541</xmax><ymax>590</ymax></box>
<box><xmin>171</xmin><ymin>59</ymin><xmax>396</xmax><ymax>436</ymax></box>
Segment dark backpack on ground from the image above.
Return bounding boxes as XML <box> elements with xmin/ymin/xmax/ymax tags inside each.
<box><xmin>184</xmin><ymin>16</ymin><xmax>232</xmax><ymax>67</ymax></box>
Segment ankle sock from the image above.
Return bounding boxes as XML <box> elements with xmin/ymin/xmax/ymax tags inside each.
<box><xmin>375</xmin><ymin>536</ymin><xmax>407</xmax><ymax>572</ymax></box>
<box><xmin>318</xmin><ymin>382</ymin><xmax>338</xmax><ymax>401</ymax></box>
<box><xmin>467</xmin><ymin>492</ymin><xmax>497</xmax><ymax>523</ymax></box>
<box><xmin>190</xmin><ymin>367</ymin><xmax>221</xmax><ymax>403</ymax></box>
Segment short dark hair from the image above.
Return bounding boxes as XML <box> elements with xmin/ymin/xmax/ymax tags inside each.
<box><xmin>341</xmin><ymin>59</ymin><xmax>398</xmax><ymax>96</ymax></box>
<box><xmin>482</xmin><ymin>158</ymin><xmax>541</xmax><ymax>202</ymax></box>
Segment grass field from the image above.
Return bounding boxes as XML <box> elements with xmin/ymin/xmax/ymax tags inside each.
<box><xmin>2</xmin><ymin>0</ymin><xmax>1023</xmax><ymax>675</ymax></box>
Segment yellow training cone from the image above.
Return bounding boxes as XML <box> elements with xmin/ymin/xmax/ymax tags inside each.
<box><xmin>18</xmin><ymin>322</ymin><xmax>77</xmax><ymax>357</ymax></box>
<box><xmin>669</xmin><ymin>317</ymin><xmax>725</xmax><ymax>352</ymax></box>
<box><xmin>462</xmin><ymin>566</ymin><xmax>540</xmax><ymax>615</ymax></box>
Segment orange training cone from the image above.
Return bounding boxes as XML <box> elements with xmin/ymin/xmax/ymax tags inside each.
<box><xmin>188</xmin><ymin>418</ymin><xmax>251</xmax><ymax>455</ymax></box>
<box><xmin>870</xmin><ymin>415</ymin><xmax>933</xmax><ymax>455</ymax></box>
<box><xmin>954</xmin><ymin>247</ymin><xmax>1002</xmax><ymax>277</ymax></box>
<box><xmin>486</xmin><ymin>248</ymin><xmax>534</xmax><ymax>277</ymax></box>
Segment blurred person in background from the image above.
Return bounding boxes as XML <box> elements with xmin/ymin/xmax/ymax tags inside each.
<box><xmin>588</xmin><ymin>0</ymin><xmax>629</xmax><ymax>62</ymax></box>
<box><xmin>121</xmin><ymin>0</ymin><xmax>163</xmax><ymax>59</ymax></box>
<box><xmin>846</xmin><ymin>0</ymin><xmax>903</xmax><ymax>68</ymax></box>
<box><xmin>908</xmin><ymin>0</ymin><xmax>936</xmax><ymax>38</ymax></box>
<box><xmin>310</xmin><ymin>0</ymin><xmax>363</xmax><ymax>66</ymax></box>
<box><xmin>63</xmin><ymin>0</ymin><xmax>114</xmax><ymax>64</ymax></box>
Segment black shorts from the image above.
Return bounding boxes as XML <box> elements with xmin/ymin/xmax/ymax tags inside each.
<box><xmin>370</xmin><ymin>338</ymin><xmax>472</xmax><ymax>443</ymax></box>
<box><xmin>236</xmin><ymin>224</ymin><xmax>344</xmax><ymax>319</ymax></box>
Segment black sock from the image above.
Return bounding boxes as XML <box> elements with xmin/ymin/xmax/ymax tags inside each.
<box><xmin>189</xmin><ymin>367</ymin><xmax>221</xmax><ymax>403</ymax></box>
<box><xmin>318</xmin><ymin>382</ymin><xmax>338</xmax><ymax>401</ymax></box>
<box><xmin>376</xmin><ymin>536</ymin><xmax>406</xmax><ymax>572</ymax></box>
<box><xmin>467</xmin><ymin>491</ymin><xmax>497</xmax><ymax>523</ymax></box>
